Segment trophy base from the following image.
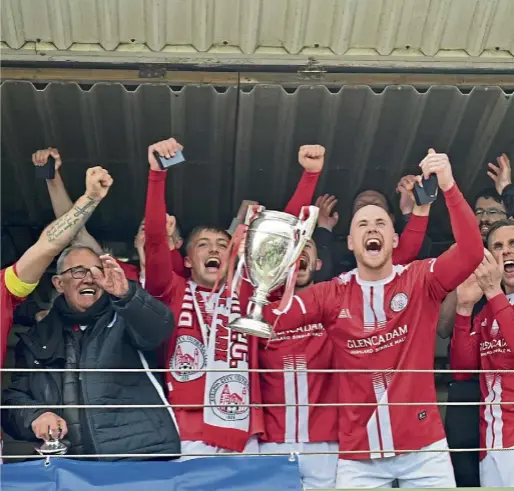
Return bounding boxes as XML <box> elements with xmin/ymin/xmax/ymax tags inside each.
<box><xmin>229</xmin><ymin>318</ymin><xmax>277</xmax><ymax>339</ymax></box>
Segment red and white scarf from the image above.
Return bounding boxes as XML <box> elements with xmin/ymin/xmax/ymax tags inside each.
<box><xmin>168</xmin><ymin>281</ymin><xmax>252</xmax><ymax>450</ymax></box>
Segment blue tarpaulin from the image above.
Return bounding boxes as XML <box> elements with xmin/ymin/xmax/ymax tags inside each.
<box><xmin>1</xmin><ymin>456</ymin><xmax>302</xmax><ymax>491</ymax></box>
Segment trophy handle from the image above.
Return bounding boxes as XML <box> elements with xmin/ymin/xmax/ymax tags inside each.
<box><xmin>289</xmin><ymin>205</ymin><xmax>319</xmax><ymax>266</ymax></box>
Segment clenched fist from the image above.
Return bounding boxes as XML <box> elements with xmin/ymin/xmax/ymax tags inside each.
<box><xmin>298</xmin><ymin>145</ymin><xmax>325</xmax><ymax>173</ymax></box>
<box><xmin>418</xmin><ymin>148</ymin><xmax>455</xmax><ymax>192</ymax></box>
<box><xmin>148</xmin><ymin>138</ymin><xmax>183</xmax><ymax>172</ymax></box>
<box><xmin>85</xmin><ymin>166</ymin><xmax>113</xmax><ymax>200</ymax></box>
<box><xmin>32</xmin><ymin>147</ymin><xmax>62</xmax><ymax>172</ymax></box>
<box><xmin>31</xmin><ymin>412</ymin><xmax>68</xmax><ymax>441</ymax></box>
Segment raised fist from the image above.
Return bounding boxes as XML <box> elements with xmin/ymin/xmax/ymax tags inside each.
<box><xmin>298</xmin><ymin>145</ymin><xmax>325</xmax><ymax>173</ymax></box>
<box><xmin>85</xmin><ymin>166</ymin><xmax>113</xmax><ymax>200</ymax></box>
<box><xmin>148</xmin><ymin>138</ymin><xmax>183</xmax><ymax>172</ymax></box>
<box><xmin>418</xmin><ymin>148</ymin><xmax>455</xmax><ymax>192</ymax></box>
<box><xmin>396</xmin><ymin>175</ymin><xmax>418</xmax><ymax>214</ymax></box>
<box><xmin>32</xmin><ymin>147</ymin><xmax>62</xmax><ymax>172</ymax></box>
<box><xmin>315</xmin><ymin>194</ymin><xmax>339</xmax><ymax>231</ymax></box>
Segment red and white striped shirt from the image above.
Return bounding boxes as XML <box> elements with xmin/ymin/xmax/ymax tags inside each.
<box><xmin>258</xmin><ymin>320</ymin><xmax>338</xmax><ymax>443</ymax></box>
<box><xmin>450</xmin><ymin>293</ymin><xmax>514</xmax><ymax>460</ymax></box>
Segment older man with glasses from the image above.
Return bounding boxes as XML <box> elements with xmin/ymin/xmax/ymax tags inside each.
<box><xmin>2</xmin><ymin>245</ymin><xmax>180</xmax><ymax>460</ymax></box>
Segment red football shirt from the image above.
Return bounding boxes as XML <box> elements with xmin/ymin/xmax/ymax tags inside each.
<box><xmin>450</xmin><ymin>293</ymin><xmax>514</xmax><ymax>460</ymax></box>
<box><xmin>1</xmin><ymin>265</ymin><xmax>37</xmax><ymax>365</ymax></box>
<box><xmin>265</xmin><ymin>184</ymin><xmax>483</xmax><ymax>459</ymax></box>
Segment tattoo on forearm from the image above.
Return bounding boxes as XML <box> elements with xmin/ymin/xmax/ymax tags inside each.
<box><xmin>46</xmin><ymin>196</ymin><xmax>98</xmax><ymax>243</ymax></box>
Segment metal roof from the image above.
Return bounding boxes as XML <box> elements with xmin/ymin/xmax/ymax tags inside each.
<box><xmin>1</xmin><ymin>0</ymin><xmax>514</xmax><ymax>70</ymax></box>
<box><xmin>1</xmin><ymin>80</ymin><xmax>513</xmax><ymax>266</ymax></box>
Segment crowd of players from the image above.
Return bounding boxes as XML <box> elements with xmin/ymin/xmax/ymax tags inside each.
<box><xmin>0</xmin><ymin>140</ymin><xmax>513</xmax><ymax>489</ymax></box>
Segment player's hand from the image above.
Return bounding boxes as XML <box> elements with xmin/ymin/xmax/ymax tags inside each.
<box><xmin>487</xmin><ymin>153</ymin><xmax>511</xmax><ymax>195</ymax></box>
<box><xmin>298</xmin><ymin>145</ymin><xmax>325</xmax><ymax>173</ymax></box>
<box><xmin>91</xmin><ymin>255</ymin><xmax>130</xmax><ymax>298</ymax></box>
<box><xmin>85</xmin><ymin>166</ymin><xmax>113</xmax><ymax>200</ymax></box>
<box><xmin>31</xmin><ymin>412</ymin><xmax>68</xmax><ymax>441</ymax></box>
<box><xmin>396</xmin><ymin>175</ymin><xmax>418</xmax><ymax>215</ymax></box>
<box><xmin>315</xmin><ymin>194</ymin><xmax>339</xmax><ymax>231</ymax></box>
<box><xmin>418</xmin><ymin>148</ymin><xmax>455</xmax><ymax>192</ymax></box>
<box><xmin>32</xmin><ymin>147</ymin><xmax>62</xmax><ymax>172</ymax></box>
<box><xmin>166</xmin><ymin>214</ymin><xmax>178</xmax><ymax>250</ymax></box>
<box><xmin>456</xmin><ymin>273</ymin><xmax>483</xmax><ymax>308</ymax></box>
<box><xmin>148</xmin><ymin>138</ymin><xmax>183</xmax><ymax>172</ymax></box>
<box><xmin>473</xmin><ymin>249</ymin><xmax>504</xmax><ymax>299</ymax></box>
<box><xmin>236</xmin><ymin>200</ymin><xmax>259</xmax><ymax>221</ymax></box>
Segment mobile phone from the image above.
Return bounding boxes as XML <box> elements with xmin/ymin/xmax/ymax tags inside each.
<box><xmin>413</xmin><ymin>174</ymin><xmax>439</xmax><ymax>206</ymax></box>
<box><xmin>153</xmin><ymin>150</ymin><xmax>185</xmax><ymax>170</ymax></box>
<box><xmin>35</xmin><ymin>156</ymin><xmax>56</xmax><ymax>180</ymax></box>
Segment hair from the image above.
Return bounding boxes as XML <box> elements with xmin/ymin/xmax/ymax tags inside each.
<box><xmin>351</xmin><ymin>187</ymin><xmax>395</xmax><ymax>216</ymax></box>
<box><xmin>486</xmin><ymin>218</ymin><xmax>514</xmax><ymax>246</ymax></box>
<box><xmin>186</xmin><ymin>226</ymin><xmax>231</xmax><ymax>252</ymax></box>
<box><xmin>56</xmin><ymin>245</ymin><xmax>100</xmax><ymax>274</ymax></box>
<box><xmin>473</xmin><ymin>187</ymin><xmax>503</xmax><ymax>208</ymax></box>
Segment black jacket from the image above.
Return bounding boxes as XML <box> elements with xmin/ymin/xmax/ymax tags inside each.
<box><xmin>2</xmin><ymin>282</ymin><xmax>180</xmax><ymax>460</ymax></box>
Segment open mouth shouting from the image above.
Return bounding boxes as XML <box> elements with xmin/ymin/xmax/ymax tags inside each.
<box><xmin>299</xmin><ymin>254</ymin><xmax>309</xmax><ymax>271</ymax></box>
<box><xmin>204</xmin><ymin>256</ymin><xmax>221</xmax><ymax>274</ymax></box>
<box><xmin>504</xmin><ymin>259</ymin><xmax>514</xmax><ymax>275</ymax></box>
<box><xmin>79</xmin><ymin>287</ymin><xmax>98</xmax><ymax>297</ymax></box>
<box><xmin>364</xmin><ymin>237</ymin><xmax>383</xmax><ymax>256</ymax></box>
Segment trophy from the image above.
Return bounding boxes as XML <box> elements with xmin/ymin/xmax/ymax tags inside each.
<box><xmin>229</xmin><ymin>205</ymin><xmax>318</xmax><ymax>338</ymax></box>
<box><xmin>35</xmin><ymin>432</ymin><xmax>68</xmax><ymax>456</ymax></box>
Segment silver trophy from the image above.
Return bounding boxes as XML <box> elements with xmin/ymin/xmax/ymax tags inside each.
<box><xmin>229</xmin><ymin>205</ymin><xmax>318</xmax><ymax>338</ymax></box>
<box><xmin>35</xmin><ymin>431</ymin><xmax>68</xmax><ymax>456</ymax></box>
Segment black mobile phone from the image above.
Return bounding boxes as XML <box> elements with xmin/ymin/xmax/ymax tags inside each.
<box><xmin>413</xmin><ymin>174</ymin><xmax>439</xmax><ymax>206</ymax></box>
<box><xmin>35</xmin><ymin>156</ymin><xmax>56</xmax><ymax>180</ymax></box>
<box><xmin>153</xmin><ymin>150</ymin><xmax>185</xmax><ymax>170</ymax></box>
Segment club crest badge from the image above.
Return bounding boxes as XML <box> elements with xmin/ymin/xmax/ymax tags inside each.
<box><xmin>209</xmin><ymin>374</ymin><xmax>250</xmax><ymax>421</ymax></box>
<box><xmin>390</xmin><ymin>293</ymin><xmax>408</xmax><ymax>313</ymax></box>
<box><xmin>170</xmin><ymin>335</ymin><xmax>207</xmax><ymax>382</ymax></box>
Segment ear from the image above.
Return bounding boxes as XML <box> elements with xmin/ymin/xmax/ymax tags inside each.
<box><xmin>315</xmin><ymin>258</ymin><xmax>322</xmax><ymax>272</ymax></box>
<box><xmin>52</xmin><ymin>275</ymin><xmax>64</xmax><ymax>293</ymax></box>
<box><xmin>392</xmin><ymin>232</ymin><xmax>399</xmax><ymax>249</ymax></box>
<box><xmin>184</xmin><ymin>256</ymin><xmax>192</xmax><ymax>269</ymax></box>
<box><xmin>347</xmin><ymin>234</ymin><xmax>354</xmax><ymax>252</ymax></box>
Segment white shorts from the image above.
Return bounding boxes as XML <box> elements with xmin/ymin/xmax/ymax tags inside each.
<box><xmin>336</xmin><ymin>438</ymin><xmax>456</xmax><ymax>489</ymax></box>
<box><xmin>259</xmin><ymin>441</ymin><xmax>338</xmax><ymax>489</ymax></box>
<box><xmin>480</xmin><ymin>447</ymin><xmax>514</xmax><ymax>487</ymax></box>
<box><xmin>178</xmin><ymin>435</ymin><xmax>259</xmax><ymax>462</ymax></box>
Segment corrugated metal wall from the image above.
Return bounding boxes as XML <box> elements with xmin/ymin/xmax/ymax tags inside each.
<box><xmin>2</xmin><ymin>0</ymin><xmax>513</xmax><ymax>68</ymax></box>
<box><xmin>1</xmin><ymin>81</ymin><xmax>513</xmax><ymax>265</ymax></box>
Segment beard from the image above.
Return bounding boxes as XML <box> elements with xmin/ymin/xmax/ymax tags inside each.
<box><xmin>296</xmin><ymin>269</ymin><xmax>315</xmax><ymax>288</ymax></box>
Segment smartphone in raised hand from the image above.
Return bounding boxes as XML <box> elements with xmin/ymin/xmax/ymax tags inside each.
<box><xmin>153</xmin><ymin>150</ymin><xmax>186</xmax><ymax>170</ymax></box>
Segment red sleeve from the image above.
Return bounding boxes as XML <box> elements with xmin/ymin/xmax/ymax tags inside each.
<box><xmin>144</xmin><ymin>170</ymin><xmax>175</xmax><ymax>303</ymax></box>
<box><xmin>283</xmin><ymin>171</ymin><xmax>320</xmax><ymax>216</ymax></box>
<box><xmin>392</xmin><ymin>215</ymin><xmax>428</xmax><ymax>265</ymax></box>
<box><xmin>425</xmin><ymin>184</ymin><xmax>484</xmax><ymax>300</ymax></box>
<box><xmin>488</xmin><ymin>294</ymin><xmax>514</xmax><ymax>350</ymax></box>
<box><xmin>169</xmin><ymin>249</ymin><xmax>187</xmax><ymax>278</ymax></box>
<box><xmin>115</xmin><ymin>260</ymin><xmax>140</xmax><ymax>283</ymax></box>
<box><xmin>449</xmin><ymin>313</ymin><xmax>480</xmax><ymax>381</ymax></box>
<box><xmin>263</xmin><ymin>280</ymin><xmax>341</xmax><ymax>332</ymax></box>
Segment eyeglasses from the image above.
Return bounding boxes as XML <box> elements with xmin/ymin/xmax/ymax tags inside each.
<box><xmin>58</xmin><ymin>266</ymin><xmax>103</xmax><ymax>279</ymax></box>
<box><xmin>475</xmin><ymin>209</ymin><xmax>507</xmax><ymax>218</ymax></box>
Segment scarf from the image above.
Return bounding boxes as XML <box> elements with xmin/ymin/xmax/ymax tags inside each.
<box><xmin>167</xmin><ymin>281</ymin><xmax>252</xmax><ymax>451</ymax></box>
<box><xmin>52</xmin><ymin>293</ymin><xmax>112</xmax><ymax>327</ymax></box>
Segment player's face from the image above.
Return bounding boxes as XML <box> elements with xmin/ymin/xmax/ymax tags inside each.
<box><xmin>185</xmin><ymin>230</ymin><xmax>230</xmax><ymax>288</ymax></box>
<box><xmin>52</xmin><ymin>249</ymin><xmax>104</xmax><ymax>312</ymax></box>
<box><xmin>488</xmin><ymin>225</ymin><xmax>514</xmax><ymax>292</ymax></box>
<box><xmin>475</xmin><ymin>197</ymin><xmax>507</xmax><ymax>240</ymax></box>
<box><xmin>348</xmin><ymin>205</ymin><xmax>398</xmax><ymax>271</ymax></box>
<box><xmin>296</xmin><ymin>240</ymin><xmax>321</xmax><ymax>289</ymax></box>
